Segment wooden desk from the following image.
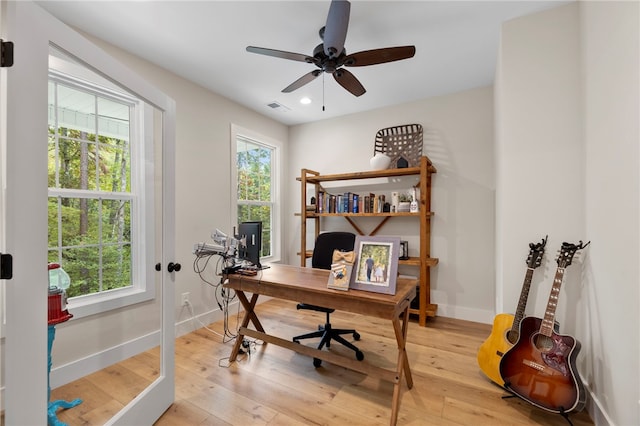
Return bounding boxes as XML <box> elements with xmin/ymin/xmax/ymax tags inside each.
<box><xmin>224</xmin><ymin>263</ymin><xmax>416</xmax><ymax>426</ymax></box>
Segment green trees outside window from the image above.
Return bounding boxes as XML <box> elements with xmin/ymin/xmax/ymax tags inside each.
<box><xmin>48</xmin><ymin>79</ymin><xmax>133</xmax><ymax>298</ymax></box>
<box><xmin>236</xmin><ymin>137</ymin><xmax>273</xmax><ymax>258</ymax></box>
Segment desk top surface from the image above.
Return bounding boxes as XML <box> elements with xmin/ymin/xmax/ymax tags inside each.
<box><xmin>225</xmin><ymin>263</ymin><xmax>416</xmax><ymax>319</ymax></box>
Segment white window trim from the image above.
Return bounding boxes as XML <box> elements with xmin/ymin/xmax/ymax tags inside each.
<box><xmin>230</xmin><ymin>123</ymin><xmax>282</xmax><ymax>264</ymax></box>
<box><xmin>48</xmin><ymin>61</ymin><xmax>155</xmax><ymax>320</ymax></box>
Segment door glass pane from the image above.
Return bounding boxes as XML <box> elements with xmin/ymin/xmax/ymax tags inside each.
<box><xmin>47</xmin><ymin>44</ymin><xmax>163</xmax><ymax>425</ymax></box>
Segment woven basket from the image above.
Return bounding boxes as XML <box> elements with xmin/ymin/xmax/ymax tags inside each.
<box><xmin>373</xmin><ymin>124</ymin><xmax>423</xmax><ymax>168</ymax></box>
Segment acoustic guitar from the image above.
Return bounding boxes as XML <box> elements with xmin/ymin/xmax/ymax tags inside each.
<box><xmin>499</xmin><ymin>241</ymin><xmax>589</xmax><ymax>414</ymax></box>
<box><xmin>477</xmin><ymin>236</ymin><xmax>547</xmax><ymax>387</ymax></box>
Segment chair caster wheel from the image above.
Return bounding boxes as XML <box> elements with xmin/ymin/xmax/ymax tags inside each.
<box><xmin>293</xmin><ymin>339</ymin><xmax>299</xmax><ymax>344</ymax></box>
<box><xmin>353</xmin><ymin>332</ymin><xmax>361</xmax><ymax>341</ymax></box>
<box><xmin>313</xmin><ymin>358</ymin><xmax>322</xmax><ymax>368</ymax></box>
<box><xmin>356</xmin><ymin>351</ymin><xmax>364</xmax><ymax>361</ymax></box>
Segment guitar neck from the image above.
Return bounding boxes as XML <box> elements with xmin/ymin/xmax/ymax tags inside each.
<box><xmin>540</xmin><ymin>267</ymin><xmax>565</xmax><ymax>336</ymax></box>
<box><xmin>511</xmin><ymin>268</ymin><xmax>535</xmax><ymax>331</ymax></box>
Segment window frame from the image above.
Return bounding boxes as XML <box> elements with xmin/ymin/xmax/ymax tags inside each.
<box><xmin>47</xmin><ymin>59</ymin><xmax>155</xmax><ymax>320</ymax></box>
<box><xmin>231</xmin><ymin>124</ymin><xmax>282</xmax><ymax>265</ymax></box>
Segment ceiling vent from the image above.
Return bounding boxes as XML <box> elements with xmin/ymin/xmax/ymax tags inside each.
<box><xmin>267</xmin><ymin>101</ymin><xmax>291</xmax><ymax>112</ymax></box>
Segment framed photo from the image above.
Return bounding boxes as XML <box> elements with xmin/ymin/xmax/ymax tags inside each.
<box><xmin>350</xmin><ymin>236</ymin><xmax>400</xmax><ymax>295</ymax></box>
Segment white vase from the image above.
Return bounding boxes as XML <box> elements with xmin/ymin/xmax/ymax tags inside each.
<box><xmin>369</xmin><ymin>152</ymin><xmax>391</xmax><ymax>170</ymax></box>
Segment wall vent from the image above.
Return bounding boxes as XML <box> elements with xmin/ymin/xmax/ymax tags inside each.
<box><xmin>267</xmin><ymin>101</ymin><xmax>291</xmax><ymax>112</ymax></box>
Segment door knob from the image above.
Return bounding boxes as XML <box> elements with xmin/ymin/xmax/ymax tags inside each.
<box><xmin>168</xmin><ymin>262</ymin><xmax>181</xmax><ymax>273</ymax></box>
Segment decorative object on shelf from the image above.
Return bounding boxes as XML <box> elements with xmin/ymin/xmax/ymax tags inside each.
<box><xmin>374</xmin><ymin>123</ymin><xmax>423</xmax><ymax>168</ymax></box>
<box><xmin>397</xmin><ymin>156</ymin><xmax>409</xmax><ymax>168</ymax></box>
<box><xmin>391</xmin><ymin>191</ymin><xmax>399</xmax><ymax>212</ymax></box>
<box><xmin>369</xmin><ymin>152</ymin><xmax>391</xmax><ymax>170</ymax></box>
<box><xmin>400</xmin><ymin>241</ymin><xmax>409</xmax><ymax>260</ymax></box>
<box><xmin>307</xmin><ymin>196</ymin><xmax>317</xmax><ymax>212</ymax></box>
<box><xmin>351</xmin><ymin>236</ymin><xmax>400</xmax><ymax>295</ymax></box>
<box><xmin>410</xmin><ymin>188</ymin><xmax>419</xmax><ymax>213</ymax></box>
<box><xmin>397</xmin><ymin>192</ymin><xmax>412</xmax><ymax>212</ymax></box>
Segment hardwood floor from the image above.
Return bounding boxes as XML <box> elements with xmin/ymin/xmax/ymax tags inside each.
<box><xmin>50</xmin><ymin>299</ymin><xmax>595</xmax><ymax>425</ymax></box>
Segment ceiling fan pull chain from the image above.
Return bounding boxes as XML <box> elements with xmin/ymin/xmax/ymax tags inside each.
<box><xmin>322</xmin><ymin>72</ymin><xmax>326</xmax><ymax>112</ymax></box>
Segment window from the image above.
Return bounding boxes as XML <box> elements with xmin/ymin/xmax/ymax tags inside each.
<box><xmin>232</xmin><ymin>125</ymin><xmax>282</xmax><ymax>263</ymax></box>
<box><xmin>47</xmin><ymin>51</ymin><xmax>154</xmax><ymax>318</ymax></box>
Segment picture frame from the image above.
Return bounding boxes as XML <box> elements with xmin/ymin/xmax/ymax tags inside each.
<box><xmin>350</xmin><ymin>236</ymin><xmax>400</xmax><ymax>295</ymax></box>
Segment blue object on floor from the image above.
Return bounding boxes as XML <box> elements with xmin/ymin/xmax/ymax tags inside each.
<box><xmin>48</xmin><ymin>325</ymin><xmax>82</xmax><ymax>426</ymax></box>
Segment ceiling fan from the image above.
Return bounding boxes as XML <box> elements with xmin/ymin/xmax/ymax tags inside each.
<box><xmin>246</xmin><ymin>0</ymin><xmax>416</xmax><ymax>97</ymax></box>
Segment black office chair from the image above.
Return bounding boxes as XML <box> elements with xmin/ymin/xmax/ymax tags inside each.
<box><xmin>293</xmin><ymin>231</ymin><xmax>364</xmax><ymax>367</ymax></box>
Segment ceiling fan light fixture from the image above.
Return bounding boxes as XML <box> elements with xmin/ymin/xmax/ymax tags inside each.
<box><xmin>300</xmin><ymin>97</ymin><xmax>312</xmax><ymax>105</ymax></box>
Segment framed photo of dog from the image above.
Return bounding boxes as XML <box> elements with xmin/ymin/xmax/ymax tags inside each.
<box><xmin>350</xmin><ymin>236</ymin><xmax>400</xmax><ymax>295</ymax></box>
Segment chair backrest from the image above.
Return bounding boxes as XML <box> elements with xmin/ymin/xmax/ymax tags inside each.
<box><xmin>311</xmin><ymin>232</ymin><xmax>356</xmax><ymax>270</ymax></box>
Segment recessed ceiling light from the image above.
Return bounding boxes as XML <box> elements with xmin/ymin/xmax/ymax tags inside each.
<box><xmin>300</xmin><ymin>97</ymin><xmax>312</xmax><ymax>105</ymax></box>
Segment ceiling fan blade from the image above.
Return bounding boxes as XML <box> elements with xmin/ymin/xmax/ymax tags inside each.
<box><xmin>343</xmin><ymin>46</ymin><xmax>416</xmax><ymax>67</ymax></box>
<box><xmin>246</xmin><ymin>46</ymin><xmax>315</xmax><ymax>64</ymax></box>
<box><xmin>333</xmin><ymin>68</ymin><xmax>365</xmax><ymax>97</ymax></box>
<box><xmin>282</xmin><ymin>70</ymin><xmax>323</xmax><ymax>93</ymax></box>
<box><xmin>323</xmin><ymin>0</ymin><xmax>350</xmax><ymax>58</ymax></box>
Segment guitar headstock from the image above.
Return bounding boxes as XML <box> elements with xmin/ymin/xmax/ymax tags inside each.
<box><xmin>557</xmin><ymin>240</ymin><xmax>590</xmax><ymax>267</ymax></box>
<box><xmin>526</xmin><ymin>235</ymin><xmax>548</xmax><ymax>269</ymax></box>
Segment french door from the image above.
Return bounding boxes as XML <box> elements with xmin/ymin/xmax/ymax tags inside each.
<box><xmin>0</xmin><ymin>1</ymin><xmax>175</xmax><ymax>424</ymax></box>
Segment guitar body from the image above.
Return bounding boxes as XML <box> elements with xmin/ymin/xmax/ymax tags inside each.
<box><xmin>477</xmin><ymin>313</ymin><xmax>517</xmax><ymax>386</ymax></box>
<box><xmin>499</xmin><ymin>316</ymin><xmax>586</xmax><ymax>414</ymax></box>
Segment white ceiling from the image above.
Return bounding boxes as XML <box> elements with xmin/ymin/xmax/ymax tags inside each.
<box><xmin>38</xmin><ymin>1</ymin><xmax>569</xmax><ymax>126</ymax></box>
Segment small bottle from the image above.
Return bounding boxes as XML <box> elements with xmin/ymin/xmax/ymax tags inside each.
<box><xmin>410</xmin><ymin>188</ymin><xmax>419</xmax><ymax>213</ymax></box>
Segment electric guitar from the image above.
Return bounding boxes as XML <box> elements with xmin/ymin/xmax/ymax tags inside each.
<box><xmin>499</xmin><ymin>241</ymin><xmax>589</xmax><ymax>414</ymax></box>
<box><xmin>477</xmin><ymin>236</ymin><xmax>547</xmax><ymax>387</ymax></box>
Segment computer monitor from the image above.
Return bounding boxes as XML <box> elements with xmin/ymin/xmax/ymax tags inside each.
<box><xmin>237</xmin><ymin>221</ymin><xmax>262</xmax><ymax>268</ymax></box>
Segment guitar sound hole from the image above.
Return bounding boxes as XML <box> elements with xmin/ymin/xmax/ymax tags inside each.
<box><xmin>533</xmin><ymin>334</ymin><xmax>554</xmax><ymax>352</ymax></box>
<box><xmin>506</xmin><ymin>330</ymin><xmax>519</xmax><ymax>345</ymax></box>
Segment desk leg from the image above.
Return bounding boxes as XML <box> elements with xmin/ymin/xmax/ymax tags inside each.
<box><xmin>390</xmin><ymin>306</ymin><xmax>413</xmax><ymax>426</ymax></box>
<box><xmin>237</xmin><ymin>291</ymin><xmax>265</xmax><ymax>333</ymax></box>
<box><xmin>229</xmin><ymin>291</ymin><xmax>262</xmax><ymax>362</ymax></box>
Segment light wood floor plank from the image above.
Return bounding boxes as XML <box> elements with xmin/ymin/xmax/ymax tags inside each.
<box><xmin>48</xmin><ymin>298</ymin><xmax>595</xmax><ymax>425</ymax></box>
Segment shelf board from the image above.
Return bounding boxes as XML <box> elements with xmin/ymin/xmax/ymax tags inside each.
<box><xmin>297</xmin><ymin>165</ymin><xmax>436</xmax><ymax>184</ymax></box>
<box><xmin>296</xmin><ymin>250</ymin><xmax>313</xmax><ymax>259</ymax></box>
<box><xmin>409</xmin><ymin>304</ymin><xmax>438</xmax><ymax>318</ymax></box>
<box><xmin>303</xmin><ymin>211</ymin><xmax>433</xmax><ymax>218</ymax></box>
<box><xmin>399</xmin><ymin>257</ymin><xmax>439</xmax><ymax>267</ymax></box>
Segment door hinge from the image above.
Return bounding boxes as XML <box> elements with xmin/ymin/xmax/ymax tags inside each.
<box><xmin>0</xmin><ymin>253</ymin><xmax>13</xmax><ymax>279</ymax></box>
<box><xmin>1</xmin><ymin>39</ymin><xmax>14</xmax><ymax>68</ymax></box>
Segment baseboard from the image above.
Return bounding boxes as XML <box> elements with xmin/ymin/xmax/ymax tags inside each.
<box><xmin>433</xmin><ymin>302</ymin><xmax>494</xmax><ymax>324</ymax></box>
<box><xmin>49</xmin><ymin>330</ymin><xmax>161</xmax><ymax>389</ymax></box>
<box><xmin>48</xmin><ymin>297</ymin><xmax>268</xmax><ymax>389</ymax></box>
<box><xmin>174</xmin><ymin>299</ymin><xmax>241</xmax><ymax>338</ymax></box>
<box><xmin>584</xmin><ymin>382</ymin><xmax>614</xmax><ymax>426</ymax></box>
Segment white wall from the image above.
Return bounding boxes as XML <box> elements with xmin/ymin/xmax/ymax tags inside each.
<box><xmin>89</xmin><ymin>36</ymin><xmax>289</xmax><ymax>332</ymax></box>
<box><xmin>496</xmin><ymin>2</ymin><xmax>639</xmax><ymax>425</ymax></box>
<box><xmin>581</xmin><ymin>2</ymin><xmax>639</xmax><ymax>425</ymax></box>
<box><xmin>287</xmin><ymin>86</ymin><xmax>496</xmax><ymax>323</ymax></box>
<box><xmin>496</xmin><ymin>0</ymin><xmax>583</xmax><ymax>330</ymax></box>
